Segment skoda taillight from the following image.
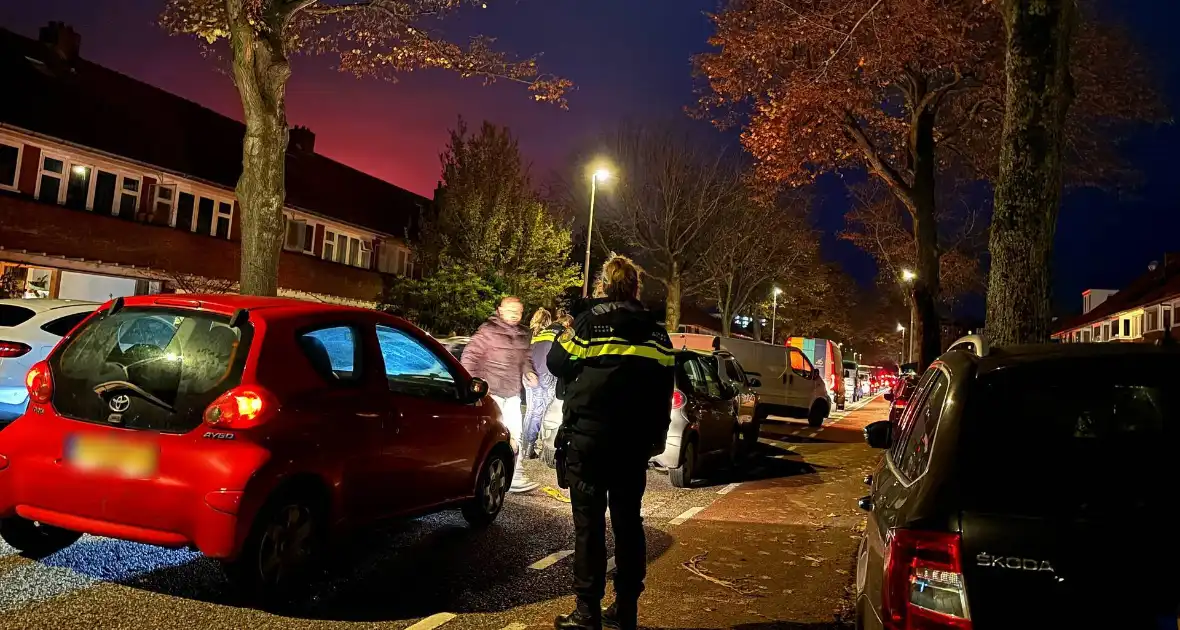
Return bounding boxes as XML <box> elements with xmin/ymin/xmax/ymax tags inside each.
<box><xmin>883</xmin><ymin>529</ymin><xmax>972</xmax><ymax>629</ymax></box>
<box><xmin>0</xmin><ymin>341</ymin><xmax>31</xmax><ymax>358</ymax></box>
<box><xmin>671</xmin><ymin>390</ymin><xmax>685</xmax><ymax>410</ymax></box>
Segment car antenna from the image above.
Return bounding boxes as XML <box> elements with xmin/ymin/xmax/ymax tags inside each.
<box><xmin>108</xmin><ymin>296</ymin><xmax>125</xmax><ymax>315</ymax></box>
<box><xmin>228</xmin><ymin>308</ymin><xmax>250</xmax><ymax>330</ymax></box>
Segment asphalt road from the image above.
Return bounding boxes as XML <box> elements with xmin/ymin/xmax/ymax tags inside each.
<box><xmin>0</xmin><ymin>396</ymin><xmax>885</xmax><ymax>630</ymax></box>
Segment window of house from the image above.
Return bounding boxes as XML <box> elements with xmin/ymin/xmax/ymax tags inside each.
<box><xmin>323</xmin><ymin>229</ymin><xmax>338</xmax><ymax>262</ymax></box>
<box><xmin>195</xmin><ymin>196</ymin><xmax>215</xmax><ymax>235</ymax></box>
<box><xmin>302</xmin><ymin>223</ymin><xmax>315</xmax><ymax>254</ymax></box>
<box><xmin>1147</xmin><ymin>307</ymin><xmax>1160</xmax><ymax>332</ymax></box>
<box><xmin>398</xmin><ymin>249</ymin><xmax>408</xmax><ymax>275</ymax></box>
<box><xmin>1124</xmin><ymin>318</ymin><xmax>1131</xmax><ymax>338</ymax></box>
<box><xmin>154</xmin><ymin>185</ymin><xmax>175</xmax><ymax>222</ymax></box>
<box><xmin>120</xmin><ymin>177</ymin><xmax>140</xmax><ymax>219</ymax></box>
<box><xmin>37</xmin><ymin>156</ymin><xmax>65</xmax><ymax>203</ymax></box>
<box><xmin>93</xmin><ymin>170</ymin><xmax>117</xmax><ymax>214</ymax></box>
<box><xmin>1103</xmin><ymin>323</ymin><xmax>1111</xmax><ymax>340</ymax></box>
<box><xmin>0</xmin><ymin>141</ymin><xmax>20</xmax><ymax>190</ymax></box>
<box><xmin>336</xmin><ymin>233</ymin><xmax>348</xmax><ymax>263</ymax></box>
<box><xmin>1082</xmin><ymin>329</ymin><xmax>1091</xmax><ymax>342</ymax></box>
<box><xmin>64</xmin><ymin>164</ymin><xmax>93</xmax><ymax>210</ymax></box>
<box><xmin>175</xmin><ymin>191</ymin><xmax>195</xmax><ymax>230</ymax></box>
<box><xmin>1165</xmin><ymin>305</ymin><xmax>1173</xmax><ymax>330</ymax></box>
<box><xmin>215</xmin><ymin>201</ymin><xmax>232</xmax><ymax>238</ymax></box>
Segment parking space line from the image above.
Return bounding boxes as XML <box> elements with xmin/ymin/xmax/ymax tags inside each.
<box><xmin>501</xmin><ymin>624</ymin><xmax>528</xmax><ymax>630</ymax></box>
<box><xmin>806</xmin><ymin>430</ymin><xmax>820</xmax><ymax>438</ymax></box>
<box><xmin>529</xmin><ymin>550</ymin><xmax>574</xmax><ymax>570</ymax></box>
<box><xmin>669</xmin><ymin>506</ymin><xmax>704</xmax><ymax>525</ymax></box>
<box><xmin>406</xmin><ymin>613</ymin><xmax>457</xmax><ymax>630</ymax></box>
<box><xmin>717</xmin><ymin>482</ymin><xmax>741</xmax><ymax>495</ymax></box>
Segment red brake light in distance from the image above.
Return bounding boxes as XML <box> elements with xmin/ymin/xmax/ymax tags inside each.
<box><xmin>671</xmin><ymin>390</ymin><xmax>685</xmax><ymax>410</ymax></box>
<box><xmin>203</xmin><ymin>386</ymin><xmax>275</xmax><ymax>429</ymax></box>
<box><xmin>883</xmin><ymin>529</ymin><xmax>972</xmax><ymax>630</ymax></box>
<box><xmin>25</xmin><ymin>361</ymin><xmax>52</xmax><ymax>404</ymax></box>
<box><xmin>0</xmin><ymin>341</ymin><xmax>31</xmax><ymax>358</ymax></box>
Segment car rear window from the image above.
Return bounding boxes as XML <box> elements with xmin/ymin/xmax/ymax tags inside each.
<box><xmin>0</xmin><ymin>305</ymin><xmax>35</xmax><ymax>327</ymax></box>
<box><xmin>960</xmin><ymin>358</ymin><xmax>1179</xmax><ymax>517</ymax></box>
<box><xmin>49</xmin><ymin>307</ymin><xmax>252</xmax><ymax>433</ymax></box>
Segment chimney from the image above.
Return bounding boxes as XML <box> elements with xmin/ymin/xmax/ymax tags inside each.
<box><xmin>39</xmin><ymin>22</ymin><xmax>81</xmax><ymax>62</ymax></box>
<box><xmin>288</xmin><ymin>126</ymin><xmax>316</xmax><ymax>155</ymax></box>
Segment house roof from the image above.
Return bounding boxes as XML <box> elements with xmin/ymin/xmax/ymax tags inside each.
<box><xmin>1054</xmin><ymin>256</ymin><xmax>1180</xmax><ymax>333</ymax></box>
<box><xmin>0</xmin><ymin>25</ymin><xmax>428</xmax><ymax>239</ymax></box>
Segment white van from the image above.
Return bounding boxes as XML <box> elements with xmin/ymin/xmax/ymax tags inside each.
<box><xmin>669</xmin><ymin>333</ymin><xmax>832</xmax><ymax>427</ymax></box>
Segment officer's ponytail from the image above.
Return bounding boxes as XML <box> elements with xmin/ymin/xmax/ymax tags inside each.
<box><xmin>596</xmin><ymin>254</ymin><xmax>642</xmax><ymax>302</ymax></box>
<box><xmin>530</xmin><ymin>308</ymin><xmax>553</xmax><ymax>336</ymax></box>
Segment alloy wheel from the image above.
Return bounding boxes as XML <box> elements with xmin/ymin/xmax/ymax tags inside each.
<box><xmin>481</xmin><ymin>457</ymin><xmax>508</xmax><ymax>514</ymax></box>
<box><xmin>257</xmin><ymin>504</ymin><xmax>314</xmax><ymax>588</ymax></box>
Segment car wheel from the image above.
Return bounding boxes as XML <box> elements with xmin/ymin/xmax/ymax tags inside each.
<box><xmin>807</xmin><ymin>401</ymin><xmax>827</xmax><ymax>428</ymax></box>
<box><xmin>0</xmin><ymin>516</ymin><xmax>82</xmax><ymax>558</ymax></box>
<box><xmin>222</xmin><ymin>491</ymin><xmax>326</xmax><ymax>604</ymax></box>
<box><xmin>463</xmin><ymin>450</ymin><xmax>511</xmax><ymax>527</ymax></box>
<box><xmin>669</xmin><ymin>440</ymin><xmax>696</xmax><ymax>488</ymax></box>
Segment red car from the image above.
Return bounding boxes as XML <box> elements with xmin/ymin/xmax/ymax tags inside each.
<box><xmin>0</xmin><ymin>295</ymin><xmax>512</xmax><ymax>598</ymax></box>
<box><xmin>884</xmin><ymin>374</ymin><xmax>918</xmax><ymax>427</ymax></box>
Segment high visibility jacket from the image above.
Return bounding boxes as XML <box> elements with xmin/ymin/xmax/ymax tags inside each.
<box><xmin>529</xmin><ymin>322</ymin><xmax>565</xmax><ymax>381</ymax></box>
<box><xmin>547</xmin><ymin>299</ymin><xmax>676</xmax><ymax>444</ymax></box>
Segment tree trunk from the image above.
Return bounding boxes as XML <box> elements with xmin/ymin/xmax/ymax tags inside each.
<box><xmin>665</xmin><ymin>262</ymin><xmax>682</xmax><ymax>332</ymax></box>
<box><xmin>228</xmin><ymin>2</ymin><xmax>291</xmax><ymax>296</ymax></box>
<box><xmin>909</xmin><ymin>109</ymin><xmax>942</xmax><ymax>369</ymax></box>
<box><xmin>719</xmin><ymin>275</ymin><xmax>735</xmax><ymax>337</ymax></box>
<box><xmin>987</xmin><ymin>0</ymin><xmax>1076</xmax><ymax>345</ymax></box>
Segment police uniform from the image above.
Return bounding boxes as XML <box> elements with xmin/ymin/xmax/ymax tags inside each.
<box><xmin>546</xmin><ymin>298</ymin><xmax>676</xmax><ymax>629</ymax></box>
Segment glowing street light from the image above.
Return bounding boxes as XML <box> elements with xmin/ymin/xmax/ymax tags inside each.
<box><xmin>582</xmin><ymin>167</ymin><xmax>613</xmax><ymax>297</ymax></box>
<box><xmin>901</xmin><ymin>268</ymin><xmax>916</xmax><ymax>282</ymax></box>
<box><xmin>770</xmin><ymin>286</ymin><xmax>783</xmax><ymax>345</ymax></box>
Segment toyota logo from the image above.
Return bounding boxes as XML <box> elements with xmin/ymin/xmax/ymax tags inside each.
<box><xmin>109</xmin><ymin>395</ymin><xmax>131</xmax><ymax>413</ymax></box>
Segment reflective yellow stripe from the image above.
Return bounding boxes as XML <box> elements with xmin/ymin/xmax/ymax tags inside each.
<box><xmin>559</xmin><ymin>338</ymin><xmax>587</xmax><ymax>358</ymax></box>
<box><xmin>532</xmin><ymin>331</ymin><xmax>557</xmax><ymax>343</ymax></box>
<box><xmin>582</xmin><ymin>342</ymin><xmax>676</xmax><ymax>367</ymax></box>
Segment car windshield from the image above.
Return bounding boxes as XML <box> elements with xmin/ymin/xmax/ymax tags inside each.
<box><xmin>961</xmin><ymin>357</ymin><xmax>1179</xmax><ymax>517</ymax></box>
<box><xmin>50</xmin><ymin>307</ymin><xmax>252</xmax><ymax>433</ymax></box>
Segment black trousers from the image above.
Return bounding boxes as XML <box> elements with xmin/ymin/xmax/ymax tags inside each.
<box><xmin>565</xmin><ymin>430</ymin><xmax>649</xmax><ymax>605</ymax></box>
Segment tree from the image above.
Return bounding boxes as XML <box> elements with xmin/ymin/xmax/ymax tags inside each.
<box><xmin>381</xmin><ymin>260</ymin><xmax>500</xmax><ymax>336</ymax></box>
<box><xmin>701</xmin><ymin>194</ymin><xmax>820</xmax><ymax>337</ymax></box>
<box><xmin>597</xmin><ymin>125</ymin><xmax>746</xmax><ymax>331</ymax></box>
<box><xmin>985</xmin><ymin>0</ymin><xmax>1074</xmax><ymax>345</ymax></box>
<box><xmin>162</xmin><ymin>0</ymin><xmax>570</xmax><ymax>296</ymax></box>
<box><xmin>165</xmin><ymin>272</ymin><xmax>239</xmax><ymax>294</ymax></box>
<box><xmin>418</xmin><ymin>119</ymin><xmax>581</xmax><ymax>309</ymax></box>
<box><xmin>697</xmin><ymin>0</ymin><xmax>1161</xmax><ymax>366</ymax></box>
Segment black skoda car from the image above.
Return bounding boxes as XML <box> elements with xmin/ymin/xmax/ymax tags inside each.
<box><xmin>855</xmin><ymin>344</ymin><xmax>1179</xmax><ymax>630</ymax></box>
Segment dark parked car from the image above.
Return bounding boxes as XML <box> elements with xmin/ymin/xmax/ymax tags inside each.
<box><xmin>855</xmin><ymin>344</ymin><xmax>1179</xmax><ymax>629</ymax></box>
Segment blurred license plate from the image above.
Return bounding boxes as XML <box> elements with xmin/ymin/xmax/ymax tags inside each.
<box><xmin>66</xmin><ymin>434</ymin><xmax>158</xmax><ymax>478</ymax></box>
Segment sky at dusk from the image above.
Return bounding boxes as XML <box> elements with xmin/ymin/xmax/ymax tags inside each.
<box><xmin>2</xmin><ymin>0</ymin><xmax>1178</xmax><ymax>316</ymax></box>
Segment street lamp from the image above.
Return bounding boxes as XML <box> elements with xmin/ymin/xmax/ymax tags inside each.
<box><xmin>901</xmin><ymin>269</ymin><xmax>916</xmax><ymax>362</ymax></box>
<box><xmin>582</xmin><ymin>168</ymin><xmax>612</xmax><ymax>298</ymax></box>
<box><xmin>770</xmin><ymin>286</ymin><xmax>782</xmax><ymax>345</ymax></box>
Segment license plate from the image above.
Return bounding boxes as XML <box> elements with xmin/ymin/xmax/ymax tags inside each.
<box><xmin>66</xmin><ymin>434</ymin><xmax>158</xmax><ymax>479</ymax></box>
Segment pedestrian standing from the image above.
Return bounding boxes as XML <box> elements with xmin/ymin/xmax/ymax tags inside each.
<box><xmin>522</xmin><ymin>308</ymin><xmax>560</xmax><ymax>459</ymax></box>
<box><xmin>461</xmin><ymin>296</ymin><xmax>540</xmax><ymax>493</ymax></box>
<box><xmin>547</xmin><ymin>255</ymin><xmax>676</xmax><ymax>630</ymax></box>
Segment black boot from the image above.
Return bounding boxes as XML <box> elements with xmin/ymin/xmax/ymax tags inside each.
<box><xmin>555</xmin><ymin>599</ymin><xmax>602</xmax><ymax>630</ymax></box>
<box><xmin>602</xmin><ymin>599</ymin><xmax>638</xmax><ymax>630</ymax></box>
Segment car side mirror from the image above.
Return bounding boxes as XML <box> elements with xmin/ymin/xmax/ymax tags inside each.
<box><xmin>884</xmin><ymin>392</ymin><xmax>893</xmax><ymax>402</ymax></box>
<box><xmin>468</xmin><ymin>377</ymin><xmax>489</xmax><ymax>402</ymax></box>
<box><xmin>747</xmin><ymin>377</ymin><xmax>762</xmax><ymax>388</ymax></box>
<box><xmin>864</xmin><ymin>420</ymin><xmax>892</xmax><ymax>449</ymax></box>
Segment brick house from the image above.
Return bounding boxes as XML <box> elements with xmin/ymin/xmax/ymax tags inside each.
<box><xmin>0</xmin><ymin>23</ymin><xmax>428</xmax><ymax>306</ymax></box>
<box><xmin>1052</xmin><ymin>257</ymin><xmax>1180</xmax><ymax>344</ymax></box>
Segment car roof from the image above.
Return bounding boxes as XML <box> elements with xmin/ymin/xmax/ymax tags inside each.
<box><xmin>0</xmin><ymin>298</ymin><xmax>100</xmax><ymax>314</ymax></box>
<box><xmin>110</xmin><ymin>294</ymin><xmax>374</xmax><ymax>319</ymax></box>
<box><xmin>945</xmin><ymin>342</ymin><xmax>1180</xmax><ymax>376</ymax></box>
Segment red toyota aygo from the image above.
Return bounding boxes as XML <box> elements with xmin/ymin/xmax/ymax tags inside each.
<box><xmin>0</xmin><ymin>295</ymin><xmax>512</xmax><ymax>598</ymax></box>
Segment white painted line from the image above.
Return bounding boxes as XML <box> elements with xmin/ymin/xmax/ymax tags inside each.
<box><xmin>406</xmin><ymin>613</ymin><xmax>457</xmax><ymax>630</ymax></box>
<box><xmin>529</xmin><ymin>550</ymin><xmax>574</xmax><ymax>570</ymax></box>
<box><xmin>758</xmin><ymin>437</ymin><xmax>797</xmax><ymax>452</ymax></box>
<box><xmin>807</xmin><ymin>430</ymin><xmax>820</xmax><ymax>438</ymax></box>
<box><xmin>718</xmin><ymin>482</ymin><xmax>741</xmax><ymax>495</ymax></box>
<box><xmin>501</xmin><ymin>624</ymin><xmax>528</xmax><ymax>630</ymax></box>
<box><xmin>606</xmin><ymin>556</ymin><xmax>616</xmax><ymax>573</ymax></box>
<box><xmin>669</xmin><ymin>506</ymin><xmax>704</xmax><ymax>525</ymax></box>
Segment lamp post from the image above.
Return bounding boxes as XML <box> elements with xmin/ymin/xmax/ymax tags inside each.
<box><xmin>770</xmin><ymin>286</ymin><xmax>782</xmax><ymax>345</ymax></box>
<box><xmin>897</xmin><ymin>323</ymin><xmax>906</xmax><ymax>366</ymax></box>
<box><xmin>901</xmin><ymin>268</ymin><xmax>916</xmax><ymax>362</ymax></box>
<box><xmin>582</xmin><ymin>168</ymin><xmax>611</xmax><ymax>298</ymax></box>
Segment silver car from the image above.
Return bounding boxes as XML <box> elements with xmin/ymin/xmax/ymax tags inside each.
<box><xmin>542</xmin><ymin>350</ymin><xmax>742</xmax><ymax>488</ymax></box>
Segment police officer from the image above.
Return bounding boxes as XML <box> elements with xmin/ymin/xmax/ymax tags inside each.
<box><xmin>547</xmin><ymin>255</ymin><xmax>676</xmax><ymax>630</ymax></box>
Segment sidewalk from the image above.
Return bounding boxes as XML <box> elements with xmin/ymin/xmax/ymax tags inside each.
<box><xmin>632</xmin><ymin>399</ymin><xmax>890</xmax><ymax>629</ymax></box>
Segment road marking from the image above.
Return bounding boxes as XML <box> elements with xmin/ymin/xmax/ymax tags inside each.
<box><xmin>501</xmin><ymin>624</ymin><xmax>528</xmax><ymax>630</ymax></box>
<box><xmin>669</xmin><ymin>506</ymin><xmax>704</xmax><ymax>525</ymax></box>
<box><xmin>406</xmin><ymin>613</ymin><xmax>457</xmax><ymax>630</ymax></box>
<box><xmin>529</xmin><ymin>550</ymin><xmax>574</xmax><ymax>570</ymax></box>
<box><xmin>807</xmin><ymin>430</ymin><xmax>820</xmax><ymax>438</ymax></box>
<box><xmin>717</xmin><ymin>482</ymin><xmax>741</xmax><ymax>495</ymax></box>
<box><xmin>758</xmin><ymin>437</ymin><xmax>797</xmax><ymax>452</ymax></box>
<box><xmin>606</xmin><ymin>556</ymin><xmax>616</xmax><ymax>573</ymax></box>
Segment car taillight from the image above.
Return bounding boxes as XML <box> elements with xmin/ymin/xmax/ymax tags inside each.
<box><xmin>25</xmin><ymin>361</ymin><xmax>52</xmax><ymax>404</ymax></box>
<box><xmin>672</xmin><ymin>390</ymin><xmax>685</xmax><ymax>410</ymax></box>
<box><xmin>0</xmin><ymin>341</ymin><xmax>31</xmax><ymax>358</ymax></box>
<box><xmin>895</xmin><ymin>398</ymin><xmax>908</xmax><ymax>408</ymax></box>
<box><xmin>203</xmin><ymin>386</ymin><xmax>275</xmax><ymax>429</ymax></box>
<box><xmin>883</xmin><ymin>529</ymin><xmax>972</xmax><ymax>630</ymax></box>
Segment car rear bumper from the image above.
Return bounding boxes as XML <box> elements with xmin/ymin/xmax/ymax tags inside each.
<box><xmin>0</xmin><ymin>421</ymin><xmax>268</xmax><ymax>559</ymax></box>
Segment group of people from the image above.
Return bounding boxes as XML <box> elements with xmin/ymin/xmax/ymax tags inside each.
<box><xmin>459</xmin><ymin>255</ymin><xmax>676</xmax><ymax>630</ymax></box>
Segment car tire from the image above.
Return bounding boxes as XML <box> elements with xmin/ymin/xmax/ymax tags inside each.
<box><xmin>807</xmin><ymin>401</ymin><xmax>827</xmax><ymax>428</ymax></box>
<box><xmin>221</xmin><ymin>489</ymin><xmax>327</xmax><ymax>604</ymax></box>
<box><xmin>462</xmin><ymin>450</ymin><xmax>511</xmax><ymax>528</ymax></box>
<box><xmin>0</xmin><ymin>516</ymin><xmax>82</xmax><ymax>558</ymax></box>
<box><xmin>669</xmin><ymin>440</ymin><xmax>696</xmax><ymax>489</ymax></box>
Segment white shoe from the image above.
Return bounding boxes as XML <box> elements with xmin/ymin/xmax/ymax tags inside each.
<box><xmin>510</xmin><ymin>479</ymin><xmax>540</xmax><ymax>494</ymax></box>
